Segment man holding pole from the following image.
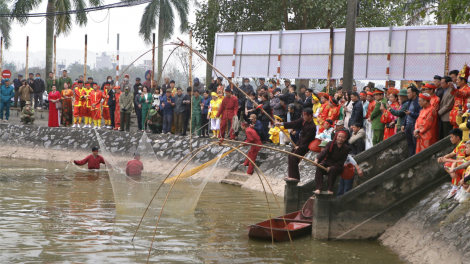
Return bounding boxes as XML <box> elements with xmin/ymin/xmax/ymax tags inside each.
<box><xmin>216</xmin><ymin>87</ymin><xmax>238</xmax><ymax>139</ymax></box>
<box><xmin>275</xmin><ymin>108</ymin><xmax>317</xmax><ymax>181</ymax></box>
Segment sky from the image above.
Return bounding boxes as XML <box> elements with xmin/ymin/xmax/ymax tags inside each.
<box><xmin>5</xmin><ymin>0</ymin><xmax>202</xmax><ymax>74</ymax></box>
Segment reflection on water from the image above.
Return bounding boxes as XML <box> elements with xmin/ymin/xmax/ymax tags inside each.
<box><xmin>0</xmin><ymin>158</ymin><xmax>404</xmax><ymax>263</ymax></box>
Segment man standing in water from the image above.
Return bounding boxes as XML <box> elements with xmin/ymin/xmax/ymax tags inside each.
<box><xmin>72</xmin><ymin>147</ymin><xmax>106</xmax><ymax>170</ymax></box>
<box><xmin>126</xmin><ymin>153</ymin><xmax>144</xmax><ymax>178</ymax></box>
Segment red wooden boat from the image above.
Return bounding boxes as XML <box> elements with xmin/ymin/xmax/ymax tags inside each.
<box><xmin>248</xmin><ymin>198</ymin><xmax>314</xmax><ymax>242</ymax></box>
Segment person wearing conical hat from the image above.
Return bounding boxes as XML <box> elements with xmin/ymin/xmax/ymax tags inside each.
<box><xmin>449</xmin><ymin>64</ymin><xmax>470</xmax><ymax>128</ymax></box>
<box><xmin>414</xmin><ymin>93</ymin><xmax>438</xmax><ymax>153</ymax></box>
<box><xmin>147</xmin><ymin>108</ymin><xmax>163</xmax><ymax>134</ymax></box>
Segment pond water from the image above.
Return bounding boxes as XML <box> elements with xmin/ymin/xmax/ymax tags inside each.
<box><xmin>0</xmin><ymin>158</ymin><xmax>404</xmax><ymax>263</ymax></box>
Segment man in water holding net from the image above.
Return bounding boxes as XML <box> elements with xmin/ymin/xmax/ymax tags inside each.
<box><xmin>126</xmin><ymin>153</ymin><xmax>144</xmax><ymax>179</ymax></box>
<box><xmin>71</xmin><ymin>146</ymin><xmax>106</xmax><ymax>170</ymax></box>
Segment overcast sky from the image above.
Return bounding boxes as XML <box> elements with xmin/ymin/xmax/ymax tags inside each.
<box><xmin>5</xmin><ymin>0</ymin><xmax>201</xmax><ymax>73</ymax></box>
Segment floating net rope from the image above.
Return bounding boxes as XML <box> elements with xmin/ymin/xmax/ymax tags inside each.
<box><xmin>96</xmin><ymin>130</ymin><xmax>225</xmax><ymax>218</ymax></box>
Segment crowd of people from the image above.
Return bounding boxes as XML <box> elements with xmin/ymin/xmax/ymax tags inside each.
<box><xmin>2</xmin><ymin>64</ymin><xmax>470</xmax><ymax>197</ymax></box>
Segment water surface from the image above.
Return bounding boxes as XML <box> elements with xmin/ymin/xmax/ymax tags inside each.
<box><xmin>0</xmin><ymin>158</ymin><xmax>404</xmax><ymax>263</ymax></box>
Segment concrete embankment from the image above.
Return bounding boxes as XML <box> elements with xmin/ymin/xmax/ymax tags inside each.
<box><xmin>0</xmin><ymin>124</ymin><xmax>315</xmax><ymax>196</ymax></box>
<box><xmin>380</xmin><ymin>183</ymin><xmax>468</xmax><ymax>264</ymax></box>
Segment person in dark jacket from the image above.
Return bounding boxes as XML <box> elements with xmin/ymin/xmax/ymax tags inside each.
<box><xmin>13</xmin><ymin>74</ymin><xmax>23</xmax><ymax>108</ymax></box>
<box><xmin>208</xmin><ymin>77</ymin><xmax>223</xmax><ymax>93</ymax></box>
<box><xmin>314</xmin><ymin>130</ymin><xmax>350</xmax><ymax>194</ymax></box>
<box><xmin>201</xmin><ymin>91</ymin><xmax>211</xmax><ymax>137</ymax></box>
<box><xmin>297</xmin><ymin>88</ymin><xmax>314</xmax><ymax>109</ymax></box>
<box><xmin>134</xmin><ymin>85</ymin><xmax>143</xmax><ymax>130</ymax></box>
<box><xmin>33</xmin><ymin>73</ymin><xmax>45</xmax><ymax>109</ymax></box>
<box><xmin>257</xmin><ymin>93</ymin><xmax>271</xmax><ymax>142</ymax></box>
<box><xmin>107</xmin><ymin>84</ymin><xmax>116</xmax><ymax>129</ymax></box>
<box><xmin>248</xmin><ymin>114</ymin><xmax>265</xmax><ymax>141</ymax></box>
<box><xmin>234</xmin><ymin>78</ymin><xmax>255</xmax><ymax>121</ymax></box>
<box><xmin>348</xmin><ymin>91</ymin><xmax>363</xmax><ymax>128</ymax></box>
<box><xmin>134</xmin><ymin>77</ymin><xmax>143</xmax><ymax>96</ymax></box>
<box><xmin>401</xmin><ymin>85</ymin><xmax>421</xmax><ymax>157</ymax></box>
<box><xmin>275</xmin><ymin>108</ymin><xmax>317</xmax><ymax>181</ymax></box>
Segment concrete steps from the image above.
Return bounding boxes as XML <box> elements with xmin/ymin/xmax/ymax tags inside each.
<box><xmin>221</xmin><ymin>171</ymin><xmax>250</xmax><ymax>186</ymax></box>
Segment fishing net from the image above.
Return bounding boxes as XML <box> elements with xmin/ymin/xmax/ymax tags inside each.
<box><xmin>95</xmin><ymin>130</ymin><xmax>225</xmax><ymax>218</ymax></box>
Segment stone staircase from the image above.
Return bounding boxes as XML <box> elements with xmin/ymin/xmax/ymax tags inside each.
<box><xmin>221</xmin><ymin>150</ymin><xmax>270</xmax><ymax>186</ymax></box>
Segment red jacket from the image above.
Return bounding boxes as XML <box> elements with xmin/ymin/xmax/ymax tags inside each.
<box><xmin>126</xmin><ymin>159</ymin><xmax>144</xmax><ymax>177</ymax></box>
<box><xmin>216</xmin><ymin>96</ymin><xmax>238</xmax><ymax>119</ymax></box>
<box><xmin>74</xmin><ymin>155</ymin><xmax>105</xmax><ymax>169</ymax></box>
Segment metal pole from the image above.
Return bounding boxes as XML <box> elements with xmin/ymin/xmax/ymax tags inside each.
<box><xmin>342</xmin><ymin>0</ymin><xmax>358</xmax><ymax>92</ymax></box>
<box><xmin>385</xmin><ymin>26</ymin><xmax>392</xmax><ymax>89</ymax></box>
<box><xmin>152</xmin><ymin>33</ymin><xmax>155</xmax><ymax>84</ymax></box>
<box><xmin>326</xmin><ymin>27</ymin><xmax>334</xmax><ymax>94</ymax></box>
<box><xmin>0</xmin><ymin>37</ymin><xmax>3</xmax><ymax>76</ymax></box>
<box><xmin>445</xmin><ymin>23</ymin><xmax>451</xmax><ymax>76</ymax></box>
<box><xmin>116</xmin><ymin>34</ymin><xmax>119</xmax><ymax>85</ymax></box>
<box><xmin>84</xmin><ymin>34</ymin><xmax>87</xmax><ymax>80</ymax></box>
<box><xmin>26</xmin><ymin>36</ymin><xmax>29</xmax><ymax>78</ymax></box>
<box><xmin>277</xmin><ymin>29</ymin><xmax>282</xmax><ymax>85</ymax></box>
<box><xmin>53</xmin><ymin>35</ymin><xmax>56</xmax><ymax>84</ymax></box>
<box><xmin>231</xmin><ymin>32</ymin><xmax>237</xmax><ymax>90</ymax></box>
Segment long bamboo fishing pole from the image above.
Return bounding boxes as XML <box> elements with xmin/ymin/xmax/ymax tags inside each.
<box><xmin>176</xmin><ymin>38</ymin><xmax>297</xmax><ymax>147</ymax></box>
<box><xmin>222</xmin><ymin>139</ymin><xmax>327</xmax><ymax>171</ymax></box>
<box><xmin>25</xmin><ymin>36</ymin><xmax>29</xmax><ymax>77</ymax></box>
<box><xmin>84</xmin><ymin>34</ymin><xmax>87</xmax><ymax>80</ymax></box>
<box><xmin>189</xmin><ymin>31</ymin><xmax>193</xmax><ymax>151</ymax></box>
<box><xmin>220</xmin><ymin>143</ymin><xmax>298</xmax><ymax>263</ymax></box>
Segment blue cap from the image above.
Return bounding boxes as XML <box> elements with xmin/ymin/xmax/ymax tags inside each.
<box><xmin>18</xmin><ymin>74</ymin><xmax>23</xmax><ymax>77</ymax></box>
<box><xmin>194</xmin><ymin>77</ymin><xmax>199</xmax><ymax>83</ymax></box>
<box><xmin>5</xmin><ymin>78</ymin><xmax>10</xmax><ymax>81</ymax></box>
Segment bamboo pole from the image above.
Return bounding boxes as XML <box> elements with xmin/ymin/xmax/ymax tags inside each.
<box><xmin>116</xmin><ymin>34</ymin><xmax>119</xmax><ymax>85</ymax></box>
<box><xmin>189</xmin><ymin>30</ymin><xmax>193</xmax><ymax>150</ymax></box>
<box><xmin>326</xmin><ymin>27</ymin><xmax>333</xmax><ymax>94</ymax></box>
<box><xmin>445</xmin><ymin>23</ymin><xmax>451</xmax><ymax>76</ymax></box>
<box><xmin>84</xmin><ymin>34</ymin><xmax>87</xmax><ymax>80</ymax></box>
<box><xmin>177</xmin><ymin>38</ymin><xmax>297</xmax><ymax>147</ymax></box>
<box><xmin>26</xmin><ymin>36</ymin><xmax>29</xmax><ymax>77</ymax></box>
<box><xmin>53</xmin><ymin>35</ymin><xmax>56</xmax><ymax>84</ymax></box>
<box><xmin>152</xmin><ymin>33</ymin><xmax>155</xmax><ymax>84</ymax></box>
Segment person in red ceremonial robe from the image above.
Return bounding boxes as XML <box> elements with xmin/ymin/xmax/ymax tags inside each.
<box><xmin>365</xmin><ymin>91</ymin><xmax>376</xmax><ymax>120</ymax></box>
<box><xmin>327</xmin><ymin>97</ymin><xmax>341</xmax><ymax>123</ymax></box>
<box><xmin>422</xmin><ymin>83</ymin><xmax>440</xmax><ymax>139</ymax></box>
<box><xmin>216</xmin><ymin>87</ymin><xmax>238</xmax><ymax>139</ymax></box>
<box><xmin>239</xmin><ymin>122</ymin><xmax>262</xmax><ymax>175</ymax></box>
<box><xmin>114</xmin><ymin>86</ymin><xmax>122</xmax><ymax>130</ymax></box>
<box><xmin>380</xmin><ymin>89</ymin><xmax>401</xmax><ymax>140</ymax></box>
<box><xmin>450</xmin><ymin>64</ymin><xmax>470</xmax><ymax>128</ymax></box>
<box><xmin>90</xmin><ymin>82</ymin><xmax>104</xmax><ymax>129</ymax></box>
<box><xmin>126</xmin><ymin>153</ymin><xmax>144</xmax><ymax>178</ymax></box>
<box><xmin>414</xmin><ymin>93</ymin><xmax>438</xmax><ymax>153</ymax></box>
<box><xmin>317</xmin><ymin>92</ymin><xmax>330</xmax><ymax>133</ymax></box>
<box><xmin>72</xmin><ymin>80</ymin><xmax>85</xmax><ymax>128</ymax></box>
<box><xmin>102</xmin><ymin>84</ymin><xmax>110</xmax><ymax>128</ymax></box>
<box><xmin>48</xmin><ymin>84</ymin><xmax>61</xmax><ymax>127</ymax></box>
<box><xmin>72</xmin><ymin>147</ymin><xmax>106</xmax><ymax>170</ymax></box>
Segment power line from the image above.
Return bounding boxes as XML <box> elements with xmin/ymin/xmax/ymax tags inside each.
<box><xmin>0</xmin><ymin>0</ymin><xmax>151</xmax><ymax>18</ymax></box>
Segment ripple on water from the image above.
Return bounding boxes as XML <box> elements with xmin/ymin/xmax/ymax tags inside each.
<box><xmin>0</xmin><ymin>158</ymin><xmax>405</xmax><ymax>263</ymax></box>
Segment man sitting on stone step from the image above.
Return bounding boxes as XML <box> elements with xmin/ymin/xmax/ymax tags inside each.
<box><xmin>20</xmin><ymin>101</ymin><xmax>35</xmax><ymax>124</ymax></box>
<box><xmin>438</xmin><ymin>128</ymin><xmax>465</xmax><ymax>199</ymax></box>
<box><xmin>239</xmin><ymin>122</ymin><xmax>262</xmax><ymax>175</ymax></box>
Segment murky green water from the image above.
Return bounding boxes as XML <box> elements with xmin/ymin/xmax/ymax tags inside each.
<box><xmin>0</xmin><ymin>158</ymin><xmax>404</xmax><ymax>263</ymax></box>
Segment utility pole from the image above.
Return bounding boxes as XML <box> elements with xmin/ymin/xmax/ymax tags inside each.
<box><xmin>342</xmin><ymin>0</ymin><xmax>358</xmax><ymax>92</ymax></box>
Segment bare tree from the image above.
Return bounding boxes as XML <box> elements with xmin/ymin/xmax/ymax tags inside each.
<box><xmin>172</xmin><ymin>47</ymin><xmax>203</xmax><ymax>86</ymax></box>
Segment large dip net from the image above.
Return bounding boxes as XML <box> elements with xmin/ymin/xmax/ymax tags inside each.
<box><xmin>95</xmin><ymin>131</ymin><xmax>224</xmax><ymax>218</ymax></box>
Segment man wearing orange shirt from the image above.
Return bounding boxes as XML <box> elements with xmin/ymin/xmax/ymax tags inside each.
<box><xmin>72</xmin><ymin>80</ymin><xmax>85</xmax><ymax>128</ymax></box>
<box><xmin>422</xmin><ymin>83</ymin><xmax>440</xmax><ymax>139</ymax></box>
<box><xmin>89</xmin><ymin>82</ymin><xmax>104</xmax><ymax>129</ymax></box>
<box><xmin>414</xmin><ymin>93</ymin><xmax>438</xmax><ymax>153</ymax></box>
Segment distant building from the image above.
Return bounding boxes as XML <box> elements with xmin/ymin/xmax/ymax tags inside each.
<box><xmin>96</xmin><ymin>52</ymin><xmax>113</xmax><ymax>69</ymax></box>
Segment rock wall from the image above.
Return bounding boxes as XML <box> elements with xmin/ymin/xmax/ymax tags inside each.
<box><xmin>0</xmin><ymin>124</ymin><xmax>315</xmax><ymax>195</ymax></box>
<box><xmin>380</xmin><ymin>183</ymin><xmax>466</xmax><ymax>264</ymax></box>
